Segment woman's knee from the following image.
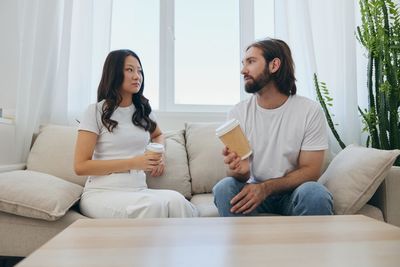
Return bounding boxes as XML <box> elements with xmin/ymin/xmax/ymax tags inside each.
<box><xmin>126</xmin><ymin>196</ymin><xmax>167</xmax><ymax>218</ymax></box>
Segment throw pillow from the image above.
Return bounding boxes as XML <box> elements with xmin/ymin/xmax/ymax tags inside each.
<box><xmin>27</xmin><ymin>125</ymin><xmax>87</xmax><ymax>186</ymax></box>
<box><xmin>185</xmin><ymin>122</ymin><xmax>228</xmax><ymax>194</ymax></box>
<box><xmin>0</xmin><ymin>170</ymin><xmax>83</xmax><ymax>221</ymax></box>
<box><xmin>146</xmin><ymin>130</ymin><xmax>192</xmax><ymax>198</ymax></box>
<box><xmin>318</xmin><ymin>144</ymin><xmax>400</xmax><ymax>215</ymax></box>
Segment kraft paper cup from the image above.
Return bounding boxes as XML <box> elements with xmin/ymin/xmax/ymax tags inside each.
<box><xmin>216</xmin><ymin>119</ymin><xmax>252</xmax><ymax>160</ymax></box>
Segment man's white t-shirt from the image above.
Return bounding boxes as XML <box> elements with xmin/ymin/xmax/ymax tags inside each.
<box><xmin>78</xmin><ymin>100</ymin><xmax>156</xmax><ymax>189</ymax></box>
<box><xmin>228</xmin><ymin>94</ymin><xmax>328</xmax><ymax>183</ymax></box>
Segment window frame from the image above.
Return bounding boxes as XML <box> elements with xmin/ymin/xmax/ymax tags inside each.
<box><xmin>159</xmin><ymin>0</ymin><xmax>256</xmax><ymax>112</ymax></box>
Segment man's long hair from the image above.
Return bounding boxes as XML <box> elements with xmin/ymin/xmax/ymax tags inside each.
<box><xmin>97</xmin><ymin>49</ymin><xmax>156</xmax><ymax>133</ymax></box>
<box><xmin>247</xmin><ymin>38</ymin><xmax>297</xmax><ymax>95</ymax></box>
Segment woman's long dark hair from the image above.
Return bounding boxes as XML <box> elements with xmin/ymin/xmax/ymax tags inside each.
<box><xmin>97</xmin><ymin>49</ymin><xmax>156</xmax><ymax>133</ymax></box>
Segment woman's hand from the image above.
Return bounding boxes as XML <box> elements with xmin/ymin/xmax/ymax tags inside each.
<box><xmin>132</xmin><ymin>153</ymin><xmax>162</xmax><ymax>172</ymax></box>
<box><xmin>149</xmin><ymin>154</ymin><xmax>165</xmax><ymax>177</ymax></box>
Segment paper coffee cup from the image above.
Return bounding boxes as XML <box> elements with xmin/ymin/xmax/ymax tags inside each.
<box><xmin>146</xmin><ymin>143</ymin><xmax>165</xmax><ymax>154</ymax></box>
<box><xmin>216</xmin><ymin>119</ymin><xmax>252</xmax><ymax>160</ymax></box>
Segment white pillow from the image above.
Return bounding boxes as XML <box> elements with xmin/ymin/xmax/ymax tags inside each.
<box><xmin>0</xmin><ymin>170</ymin><xmax>83</xmax><ymax>221</ymax></box>
<box><xmin>318</xmin><ymin>144</ymin><xmax>400</xmax><ymax>215</ymax></box>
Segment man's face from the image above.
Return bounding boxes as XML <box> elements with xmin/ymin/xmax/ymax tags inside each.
<box><xmin>241</xmin><ymin>47</ymin><xmax>272</xmax><ymax>94</ymax></box>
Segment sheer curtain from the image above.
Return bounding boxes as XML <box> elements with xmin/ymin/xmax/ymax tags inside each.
<box><xmin>14</xmin><ymin>0</ymin><xmax>112</xmax><ymax>163</ymax></box>
<box><xmin>274</xmin><ymin>0</ymin><xmax>362</xmax><ymax>156</ymax></box>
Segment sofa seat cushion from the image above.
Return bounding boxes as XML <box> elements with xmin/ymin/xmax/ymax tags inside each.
<box><xmin>190</xmin><ymin>194</ymin><xmax>219</xmax><ymax>217</ymax></box>
<box><xmin>146</xmin><ymin>130</ymin><xmax>192</xmax><ymax>198</ymax></box>
<box><xmin>0</xmin><ymin>170</ymin><xmax>83</xmax><ymax>221</ymax></box>
<box><xmin>0</xmin><ymin>209</ymin><xmax>87</xmax><ymax>257</ymax></box>
<box><xmin>356</xmin><ymin>204</ymin><xmax>384</xmax><ymax>221</ymax></box>
<box><xmin>318</xmin><ymin>145</ymin><xmax>400</xmax><ymax>215</ymax></box>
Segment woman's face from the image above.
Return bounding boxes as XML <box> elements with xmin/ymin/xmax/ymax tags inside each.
<box><xmin>120</xmin><ymin>55</ymin><xmax>143</xmax><ymax>95</ymax></box>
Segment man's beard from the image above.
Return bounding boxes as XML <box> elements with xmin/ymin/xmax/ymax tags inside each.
<box><xmin>244</xmin><ymin>68</ymin><xmax>272</xmax><ymax>94</ymax></box>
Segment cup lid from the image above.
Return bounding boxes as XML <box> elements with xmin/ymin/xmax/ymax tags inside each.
<box><xmin>146</xmin><ymin>143</ymin><xmax>165</xmax><ymax>153</ymax></box>
<box><xmin>215</xmin><ymin>119</ymin><xmax>240</xmax><ymax>137</ymax></box>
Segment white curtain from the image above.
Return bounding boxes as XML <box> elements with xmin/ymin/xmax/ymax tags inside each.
<box><xmin>274</xmin><ymin>0</ymin><xmax>362</xmax><ymax>156</ymax></box>
<box><xmin>14</xmin><ymin>0</ymin><xmax>112</xmax><ymax>163</ymax></box>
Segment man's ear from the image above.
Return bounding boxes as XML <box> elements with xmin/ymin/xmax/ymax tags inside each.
<box><xmin>269</xmin><ymin>58</ymin><xmax>281</xmax><ymax>73</ymax></box>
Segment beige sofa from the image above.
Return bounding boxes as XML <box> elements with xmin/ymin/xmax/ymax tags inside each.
<box><xmin>0</xmin><ymin>123</ymin><xmax>399</xmax><ymax>258</ymax></box>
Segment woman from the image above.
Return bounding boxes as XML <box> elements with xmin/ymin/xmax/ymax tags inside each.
<box><xmin>74</xmin><ymin>49</ymin><xmax>197</xmax><ymax>218</ymax></box>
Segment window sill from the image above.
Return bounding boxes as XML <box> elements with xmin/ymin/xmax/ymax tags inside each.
<box><xmin>0</xmin><ymin>117</ymin><xmax>14</xmax><ymax>125</ymax></box>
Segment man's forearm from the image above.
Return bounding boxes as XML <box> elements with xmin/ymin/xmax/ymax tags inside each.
<box><xmin>260</xmin><ymin>166</ymin><xmax>321</xmax><ymax>196</ymax></box>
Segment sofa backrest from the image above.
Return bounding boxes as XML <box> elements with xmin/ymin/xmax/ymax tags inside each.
<box><xmin>26</xmin><ymin>124</ymin><xmax>193</xmax><ymax>198</ymax></box>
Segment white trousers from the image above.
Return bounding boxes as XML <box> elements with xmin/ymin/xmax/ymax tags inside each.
<box><xmin>80</xmin><ymin>188</ymin><xmax>198</xmax><ymax>218</ymax></box>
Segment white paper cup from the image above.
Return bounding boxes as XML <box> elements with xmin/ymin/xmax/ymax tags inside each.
<box><xmin>146</xmin><ymin>143</ymin><xmax>165</xmax><ymax>154</ymax></box>
<box><xmin>216</xmin><ymin>119</ymin><xmax>252</xmax><ymax>160</ymax></box>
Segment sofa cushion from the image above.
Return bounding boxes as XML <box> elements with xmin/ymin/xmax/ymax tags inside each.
<box><xmin>27</xmin><ymin>125</ymin><xmax>87</xmax><ymax>186</ymax></box>
<box><xmin>146</xmin><ymin>130</ymin><xmax>192</xmax><ymax>198</ymax></box>
<box><xmin>185</xmin><ymin>122</ymin><xmax>228</xmax><ymax>194</ymax></box>
<box><xmin>318</xmin><ymin>144</ymin><xmax>400</xmax><ymax>215</ymax></box>
<box><xmin>190</xmin><ymin>194</ymin><xmax>219</xmax><ymax>217</ymax></box>
<box><xmin>356</xmin><ymin>204</ymin><xmax>384</xmax><ymax>222</ymax></box>
<box><xmin>0</xmin><ymin>170</ymin><xmax>83</xmax><ymax>221</ymax></box>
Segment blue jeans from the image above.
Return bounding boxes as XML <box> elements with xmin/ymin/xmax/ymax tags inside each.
<box><xmin>213</xmin><ymin>177</ymin><xmax>334</xmax><ymax>217</ymax></box>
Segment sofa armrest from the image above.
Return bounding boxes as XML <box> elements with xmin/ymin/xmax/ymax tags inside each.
<box><xmin>0</xmin><ymin>163</ymin><xmax>26</xmax><ymax>173</ymax></box>
<box><xmin>384</xmin><ymin>166</ymin><xmax>400</xmax><ymax>227</ymax></box>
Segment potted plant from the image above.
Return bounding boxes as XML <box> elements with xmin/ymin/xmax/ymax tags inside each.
<box><xmin>314</xmin><ymin>0</ymin><xmax>400</xmax><ymax>166</ymax></box>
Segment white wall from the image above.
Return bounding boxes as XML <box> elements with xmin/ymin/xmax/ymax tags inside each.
<box><xmin>0</xmin><ymin>0</ymin><xmax>18</xmax><ymax>110</ymax></box>
<box><xmin>0</xmin><ymin>1</ymin><xmax>18</xmax><ymax>164</ymax></box>
<box><xmin>0</xmin><ymin>124</ymin><xmax>16</xmax><ymax>164</ymax></box>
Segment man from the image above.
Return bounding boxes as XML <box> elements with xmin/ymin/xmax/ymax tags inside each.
<box><xmin>213</xmin><ymin>38</ymin><xmax>333</xmax><ymax>217</ymax></box>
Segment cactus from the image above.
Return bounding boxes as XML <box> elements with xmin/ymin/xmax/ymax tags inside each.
<box><xmin>314</xmin><ymin>74</ymin><xmax>346</xmax><ymax>149</ymax></box>
<box><xmin>315</xmin><ymin>0</ymin><xmax>400</xmax><ymax>166</ymax></box>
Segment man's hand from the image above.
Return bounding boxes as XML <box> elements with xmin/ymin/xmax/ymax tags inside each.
<box><xmin>230</xmin><ymin>183</ymin><xmax>270</xmax><ymax>214</ymax></box>
<box><xmin>223</xmin><ymin>147</ymin><xmax>249</xmax><ymax>175</ymax></box>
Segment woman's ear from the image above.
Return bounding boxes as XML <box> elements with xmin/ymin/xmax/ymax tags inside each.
<box><xmin>269</xmin><ymin>58</ymin><xmax>281</xmax><ymax>73</ymax></box>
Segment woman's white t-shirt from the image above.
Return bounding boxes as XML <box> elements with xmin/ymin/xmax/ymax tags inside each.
<box><xmin>228</xmin><ymin>94</ymin><xmax>328</xmax><ymax>183</ymax></box>
<box><xmin>78</xmin><ymin>100</ymin><xmax>155</xmax><ymax>190</ymax></box>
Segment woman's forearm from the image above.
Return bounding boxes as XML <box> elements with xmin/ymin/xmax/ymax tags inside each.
<box><xmin>74</xmin><ymin>158</ymin><xmax>134</xmax><ymax>176</ymax></box>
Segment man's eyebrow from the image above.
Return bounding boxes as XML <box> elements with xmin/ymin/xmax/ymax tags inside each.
<box><xmin>242</xmin><ymin>57</ymin><xmax>257</xmax><ymax>64</ymax></box>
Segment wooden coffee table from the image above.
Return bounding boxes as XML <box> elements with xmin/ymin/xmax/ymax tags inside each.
<box><xmin>17</xmin><ymin>215</ymin><xmax>400</xmax><ymax>267</ymax></box>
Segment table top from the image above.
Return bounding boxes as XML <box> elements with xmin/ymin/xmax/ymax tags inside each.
<box><xmin>17</xmin><ymin>215</ymin><xmax>400</xmax><ymax>267</ymax></box>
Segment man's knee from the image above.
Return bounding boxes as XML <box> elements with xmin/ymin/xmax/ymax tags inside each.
<box><xmin>213</xmin><ymin>177</ymin><xmax>243</xmax><ymax>198</ymax></box>
<box><xmin>213</xmin><ymin>177</ymin><xmax>246</xmax><ymax>217</ymax></box>
<box><xmin>293</xmin><ymin>181</ymin><xmax>333</xmax><ymax>215</ymax></box>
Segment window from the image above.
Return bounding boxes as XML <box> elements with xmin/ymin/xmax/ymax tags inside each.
<box><xmin>110</xmin><ymin>0</ymin><xmax>160</xmax><ymax>109</ymax></box>
<box><xmin>175</xmin><ymin>0</ymin><xmax>240</xmax><ymax>106</ymax></box>
<box><xmin>254</xmin><ymin>0</ymin><xmax>275</xmax><ymax>41</ymax></box>
<box><xmin>110</xmin><ymin>0</ymin><xmax>274</xmax><ymax>112</ymax></box>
